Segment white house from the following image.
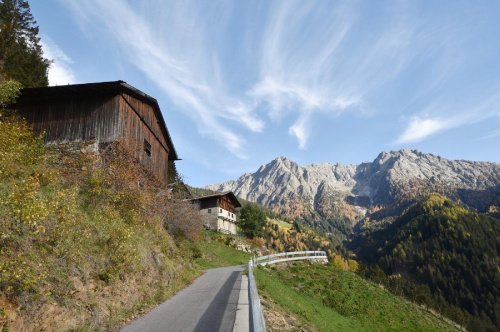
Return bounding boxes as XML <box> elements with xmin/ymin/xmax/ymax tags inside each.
<box><xmin>191</xmin><ymin>192</ymin><xmax>241</xmax><ymax>234</ymax></box>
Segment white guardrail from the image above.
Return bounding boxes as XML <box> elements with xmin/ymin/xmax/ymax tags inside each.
<box><xmin>247</xmin><ymin>251</ymin><xmax>328</xmax><ymax>332</ymax></box>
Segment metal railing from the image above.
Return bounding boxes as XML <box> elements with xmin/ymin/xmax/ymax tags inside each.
<box><xmin>248</xmin><ymin>260</ymin><xmax>266</xmax><ymax>332</ymax></box>
<box><xmin>247</xmin><ymin>251</ymin><xmax>328</xmax><ymax>332</ymax></box>
<box><xmin>253</xmin><ymin>250</ymin><xmax>328</xmax><ymax>266</ymax></box>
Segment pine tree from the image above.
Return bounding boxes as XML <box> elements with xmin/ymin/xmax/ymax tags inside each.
<box><xmin>0</xmin><ymin>0</ymin><xmax>49</xmax><ymax>87</ymax></box>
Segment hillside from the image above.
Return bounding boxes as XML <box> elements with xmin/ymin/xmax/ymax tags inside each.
<box><xmin>207</xmin><ymin>151</ymin><xmax>500</xmax><ymax>236</ymax></box>
<box><xmin>208</xmin><ymin>153</ymin><xmax>500</xmax><ymax>331</ymax></box>
<box><xmin>352</xmin><ymin>194</ymin><xmax>500</xmax><ymax>331</ymax></box>
<box><xmin>0</xmin><ymin>114</ymin><xmax>252</xmax><ymax>331</ymax></box>
<box><xmin>254</xmin><ymin>262</ymin><xmax>460</xmax><ymax>332</ymax></box>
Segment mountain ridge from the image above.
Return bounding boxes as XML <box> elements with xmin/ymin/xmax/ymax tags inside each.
<box><xmin>207</xmin><ymin>149</ymin><xmax>500</xmax><ymax>233</ymax></box>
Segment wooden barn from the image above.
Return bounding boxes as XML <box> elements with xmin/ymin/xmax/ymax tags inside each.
<box><xmin>15</xmin><ymin>81</ymin><xmax>178</xmax><ymax>185</ymax></box>
<box><xmin>191</xmin><ymin>192</ymin><xmax>241</xmax><ymax>234</ymax></box>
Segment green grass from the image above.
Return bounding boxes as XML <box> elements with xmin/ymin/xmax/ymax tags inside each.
<box><xmin>195</xmin><ymin>231</ymin><xmax>252</xmax><ymax>269</ymax></box>
<box><xmin>254</xmin><ymin>262</ymin><xmax>459</xmax><ymax>332</ymax></box>
<box><xmin>255</xmin><ymin>267</ymin><xmax>365</xmax><ymax>331</ymax></box>
<box><xmin>268</xmin><ymin>217</ymin><xmax>293</xmax><ymax>229</ymax></box>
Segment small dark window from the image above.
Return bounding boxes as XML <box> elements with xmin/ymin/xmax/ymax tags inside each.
<box><xmin>144</xmin><ymin>139</ymin><xmax>152</xmax><ymax>157</ymax></box>
<box><xmin>208</xmin><ymin>208</ymin><xmax>211</xmax><ymax>213</ymax></box>
<box><xmin>220</xmin><ymin>208</ymin><xmax>222</xmax><ymax>213</ymax></box>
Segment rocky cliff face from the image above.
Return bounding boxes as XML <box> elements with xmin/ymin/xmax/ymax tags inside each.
<box><xmin>207</xmin><ymin>150</ymin><xmax>500</xmax><ymax>232</ymax></box>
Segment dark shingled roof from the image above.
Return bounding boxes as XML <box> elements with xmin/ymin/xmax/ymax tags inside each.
<box><xmin>17</xmin><ymin>80</ymin><xmax>179</xmax><ymax>160</ymax></box>
<box><xmin>190</xmin><ymin>191</ymin><xmax>242</xmax><ymax>208</ymax></box>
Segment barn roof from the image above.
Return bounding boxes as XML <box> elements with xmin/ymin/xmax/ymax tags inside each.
<box><xmin>191</xmin><ymin>191</ymin><xmax>242</xmax><ymax>208</ymax></box>
<box><xmin>17</xmin><ymin>80</ymin><xmax>179</xmax><ymax>160</ymax></box>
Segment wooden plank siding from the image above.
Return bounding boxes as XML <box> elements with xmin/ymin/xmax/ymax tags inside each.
<box><xmin>191</xmin><ymin>192</ymin><xmax>241</xmax><ymax>212</ymax></box>
<box><xmin>15</xmin><ymin>81</ymin><xmax>178</xmax><ymax>187</ymax></box>
<box><xmin>118</xmin><ymin>93</ymin><xmax>170</xmax><ymax>184</ymax></box>
<box><xmin>219</xmin><ymin>195</ymin><xmax>236</xmax><ymax>213</ymax></box>
<box><xmin>17</xmin><ymin>94</ymin><xmax>120</xmax><ymax>143</ymax></box>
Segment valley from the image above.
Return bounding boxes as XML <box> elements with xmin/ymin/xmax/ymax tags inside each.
<box><xmin>207</xmin><ymin>151</ymin><xmax>500</xmax><ymax>331</ymax></box>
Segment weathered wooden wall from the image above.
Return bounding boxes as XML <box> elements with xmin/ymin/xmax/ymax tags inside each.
<box><xmin>17</xmin><ymin>94</ymin><xmax>120</xmax><ymax>143</ymax></box>
<box><xmin>118</xmin><ymin>93</ymin><xmax>170</xmax><ymax>184</ymax></box>
<box><xmin>219</xmin><ymin>196</ymin><xmax>236</xmax><ymax>212</ymax></box>
<box><xmin>17</xmin><ymin>91</ymin><xmax>171</xmax><ymax>186</ymax></box>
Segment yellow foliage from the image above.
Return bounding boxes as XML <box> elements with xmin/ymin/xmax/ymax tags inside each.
<box><xmin>347</xmin><ymin>259</ymin><xmax>359</xmax><ymax>272</ymax></box>
<box><xmin>0</xmin><ymin>115</ymin><xmax>194</xmax><ymax>304</ymax></box>
<box><xmin>331</xmin><ymin>254</ymin><xmax>359</xmax><ymax>272</ymax></box>
<box><xmin>331</xmin><ymin>254</ymin><xmax>349</xmax><ymax>271</ymax></box>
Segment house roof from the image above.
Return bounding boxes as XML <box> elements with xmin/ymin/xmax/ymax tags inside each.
<box><xmin>191</xmin><ymin>191</ymin><xmax>242</xmax><ymax>208</ymax></box>
<box><xmin>17</xmin><ymin>80</ymin><xmax>179</xmax><ymax>160</ymax></box>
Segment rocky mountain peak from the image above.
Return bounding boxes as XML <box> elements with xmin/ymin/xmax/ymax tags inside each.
<box><xmin>374</xmin><ymin>149</ymin><xmax>423</xmax><ymax>165</ymax></box>
<box><xmin>206</xmin><ymin>151</ymin><xmax>499</xmax><ymax>224</ymax></box>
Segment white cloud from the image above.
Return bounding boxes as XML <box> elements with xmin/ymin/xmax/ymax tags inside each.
<box><xmin>41</xmin><ymin>38</ymin><xmax>76</xmax><ymax>86</ymax></box>
<box><xmin>63</xmin><ymin>0</ymin><xmax>262</xmax><ymax>158</ymax></box>
<box><xmin>396</xmin><ymin>95</ymin><xmax>500</xmax><ymax>144</ymax></box>
<box><xmin>249</xmin><ymin>1</ymin><xmax>418</xmax><ymax>148</ymax></box>
<box><xmin>61</xmin><ymin>0</ymin><xmax>500</xmax><ymax>154</ymax></box>
<box><xmin>396</xmin><ymin>117</ymin><xmax>449</xmax><ymax>143</ymax></box>
<box><xmin>288</xmin><ymin>111</ymin><xmax>311</xmax><ymax>150</ymax></box>
<box><xmin>250</xmin><ymin>77</ymin><xmax>359</xmax><ymax>147</ymax></box>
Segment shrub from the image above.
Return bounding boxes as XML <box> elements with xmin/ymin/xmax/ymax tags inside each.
<box><xmin>163</xmin><ymin>200</ymin><xmax>203</xmax><ymax>242</ymax></box>
<box><xmin>0</xmin><ymin>81</ymin><xmax>203</xmax><ymax>330</ymax></box>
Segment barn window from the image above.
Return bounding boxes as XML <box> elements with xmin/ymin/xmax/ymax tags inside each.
<box><xmin>144</xmin><ymin>139</ymin><xmax>152</xmax><ymax>157</ymax></box>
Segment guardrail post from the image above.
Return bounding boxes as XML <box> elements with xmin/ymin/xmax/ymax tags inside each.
<box><xmin>248</xmin><ymin>260</ymin><xmax>266</xmax><ymax>332</ymax></box>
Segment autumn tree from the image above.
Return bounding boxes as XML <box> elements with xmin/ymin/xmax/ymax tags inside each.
<box><xmin>0</xmin><ymin>0</ymin><xmax>49</xmax><ymax>87</ymax></box>
<box><xmin>0</xmin><ymin>78</ymin><xmax>20</xmax><ymax>111</ymax></box>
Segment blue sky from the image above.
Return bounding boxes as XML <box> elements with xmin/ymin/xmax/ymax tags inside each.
<box><xmin>32</xmin><ymin>1</ymin><xmax>500</xmax><ymax>187</ymax></box>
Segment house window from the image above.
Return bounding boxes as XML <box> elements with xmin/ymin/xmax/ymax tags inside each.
<box><xmin>144</xmin><ymin>139</ymin><xmax>152</xmax><ymax>157</ymax></box>
<box><xmin>208</xmin><ymin>208</ymin><xmax>211</xmax><ymax>213</ymax></box>
<box><xmin>220</xmin><ymin>208</ymin><xmax>222</xmax><ymax>213</ymax></box>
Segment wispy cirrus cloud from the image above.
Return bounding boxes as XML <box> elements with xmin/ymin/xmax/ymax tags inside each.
<box><xmin>396</xmin><ymin>117</ymin><xmax>449</xmax><ymax>144</ymax></box>
<box><xmin>249</xmin><ymin>1</ymin><xmax>419</xmax><ymax>148</ymax></box>
<box><xmin>397</xmin><ymin>95</ymin><xmax>500</xmax><ymax>143</ymax></box>
<box><xmin>41</xmin><ymin>37</ymin><xmax>76</xmax><ymax>86</ymax></box>
<box><xmin>251</xmin><ymin>1</ymin><xmax>500</xmax><ymax>148</ymax></box>
<box><xmin>63</xmin><ymin>0</ymin><xmax>263</xmax><ymax>158</ymax></box>
<box><xmin>61</xmin><ymin>0</ymin><xmax>500</xmax><ymax>157</ymax></box>
<box><xmin>249</xmin><ymin>77</ymin><xmax>360</xmax><ymax>148</ymax></box>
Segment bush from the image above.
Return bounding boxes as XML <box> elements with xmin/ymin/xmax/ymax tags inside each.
<box><xmin>163</xmin><ymin>200</ymin><xmax>203</xmax><ymax>242</ymax></box>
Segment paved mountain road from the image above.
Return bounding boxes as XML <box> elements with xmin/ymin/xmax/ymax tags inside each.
<box><xmin>121</xmin><ymin>266</ymin><xmax>244</xmax><ymax>332</ymax></box>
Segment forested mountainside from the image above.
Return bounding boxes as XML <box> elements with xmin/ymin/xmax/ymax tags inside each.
<box><xmin>352</xmin><ymin>194</ymin><xmax>499</xmax><ymax>331</ymax></box>
<box><xmin>207</xmin><ymin>150</ymin><xmax>499</xmax><ymax>236</ymax></box>
<box><xmin>208</xmin><ymin>151</ymin><xmax>500</xmax><ymax>331</ymax></box>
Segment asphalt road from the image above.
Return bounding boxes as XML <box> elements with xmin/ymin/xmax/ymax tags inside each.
<box><xmin>121</xmin><ymin>266</ymin><xmax>244</xmax><ymax>332</ymax></box>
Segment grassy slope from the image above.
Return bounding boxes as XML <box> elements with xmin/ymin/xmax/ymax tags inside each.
<box><xmin>110</xmin><ymin>232</ymin><xmax>252</xmax><ymax>329</ymax></box>
<box><xmin>0</xmin><ymin>119</ymin><xmax>252</xmax><ymax>331</ymax></box>
<box><xmin>268</xmin><ymin>217</ymin><xmax>293</xmax><ymax>229</ymax></box>
<box><xmin>59</xmin><ymin>232</ymin><xmax>251</xmax><ymax>331</ymax></box>
<box><xmin>195</xmin><ymin>231</ymin><xmax>252</xmax><ymax>269</ymax></box>
<box><xmin>254</xmin><ymin>262</ymin><xmax>459</xmax><ymax>332</ymax></box>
